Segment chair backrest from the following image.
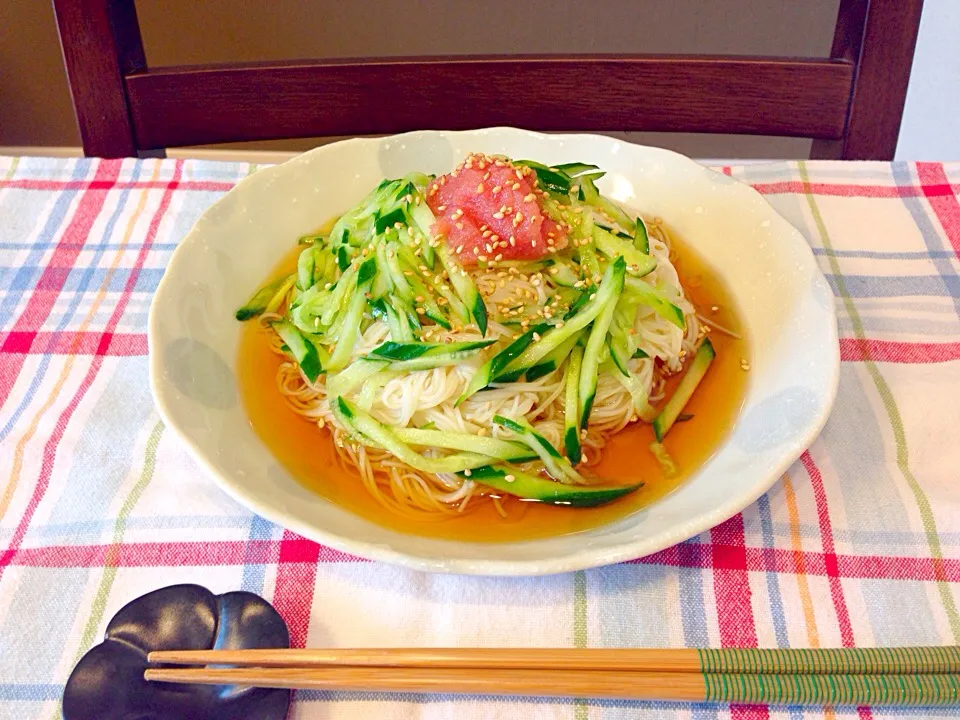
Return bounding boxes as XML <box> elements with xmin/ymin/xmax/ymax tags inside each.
<box><xmin>53</xmin><ymin>0</ymin><xmax>923</xmax><ymax>160</ymax></box>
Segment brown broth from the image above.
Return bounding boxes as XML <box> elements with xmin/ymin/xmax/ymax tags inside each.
<box><xmin>237</xmin><ymin>233</ymin><xmax>748</xmax><ymax>542</ymax></box>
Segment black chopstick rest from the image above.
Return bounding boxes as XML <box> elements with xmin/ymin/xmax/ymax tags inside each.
<box><xmin>63</xmin><ymin>584</ymin><xmax>291</xmax><ymax>720</ymax></box>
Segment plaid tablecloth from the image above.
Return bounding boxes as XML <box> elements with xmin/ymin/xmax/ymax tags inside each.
<box><xmin>0</xmin><ymin>155</ymin><xmax>959</xmax><ymax>720</ymax></box>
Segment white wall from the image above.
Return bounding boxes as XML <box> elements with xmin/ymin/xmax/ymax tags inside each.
<box><xmin>896</xmin><ymin>0</ymin><xmax>960</xmax><ymax>160</ymax></box>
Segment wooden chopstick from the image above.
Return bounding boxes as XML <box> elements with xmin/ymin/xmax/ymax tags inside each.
<box><xmin>144</xmin><ymin>666</ymin><xmax>960</xmax><ymax>706</ymax></box>
<box><xmin>147</xmin><ymin>646</ymin><xmax>960</xmax><ymax>675</ymax></box>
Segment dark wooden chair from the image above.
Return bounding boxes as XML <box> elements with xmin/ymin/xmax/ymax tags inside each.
<box><xmin>53</xmin><ymin>0</ymin><xmax>922</xmax><ymax>160</ymax></box>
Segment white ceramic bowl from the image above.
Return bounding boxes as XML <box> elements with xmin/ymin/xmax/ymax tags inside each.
<box><xmin>149</xmin><ymin>128</ymin><xmax>839</xmax><ymax>575</ymax></box>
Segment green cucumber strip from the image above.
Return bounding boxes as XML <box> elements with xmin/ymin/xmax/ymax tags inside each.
<box><xmin>320</xmin><ymin>264</ymin><xmax>356</xmax><ymax>326</ymax></box>
<box><xmin>375</xmin><ymin>207</ymin><xmax>406</xmax><ymax>234</ymax></box>
<box><xmin>634</xmin><ymin>217</ymin><xmax>650</xmax><ymax>254</ymax></box>
<box><xmin>632</xmin><ymin>348</ymin><xmax>650</xmax><ymax>359</ymax></box>
<box><xmin>297</xmin><ymin>247</ymin><xmax>315</xmax><ymax>290</ymax></box>
<box><xmin>323</xmin><ymin>254</ymin><xmax>338</xmax><ymax>283</ymax></box>
<box><xmin>577</xmin><ymin>242</ymin><xmax>602</xmax><ymax>278</ymax></box>
<box><xmin>564</xmin><ymin>344</ymin><xmax>584</xmax><ymax>464</ymax></box>
<box><xmin>394</xmin><ymin>245</ymin><xmax>452</xmax><ymax>328</ymax></box>
<box><xmin>407</xmin><ymin>195</ymin><xmax>438</xmax><ymax>269</ymax></box>
<box><xmin>325</xmin><ymin>358</ymin><xmax>389</xmax><ymax>398</ymax></box>
<box><xmin>337</xmin><ymin>244</ymin><xmax>350</xmax><ymax>271</ymax></box>
<box><xmin>525</xmin><ymin>332</ymin><xmax>581</xmax><ymax>381</ymax></box>
<box><xmin>578</xmin><ymin>263</ymin><xmax>624</xmax><ymax>426</ymax></box>
<box><xmin>649</xmin><ymin>441</ymin><xmax>678</xmax><ymax>478</ymax></box>
<box><xmin>653</xmin><ymin>338</ymin><xmax>715</xmax><ymax>441</ymax></box>
<box><xmin>493</xmin><ymin>415</ymin><xmax>582</xmax><ymax>484</ymax></box>
<box><xmin>606</xmin><ymin>310</ymin><xmax>633</xmax><ymax>376</ymax></box>
<box><xmin>325</xmin><ymin>273</ymin><xmax>373</xmax><ymax>372</ymax></box>
<box><xmin>311</xmin><ymin>246</ymin><xmax>329</xmax><ymax>286</ymax></box>
<box><xmin>393</xmin><ymin>427</ymin><xmax>536</xmax><ymax>462</ymax></box>
<box><xmin>458</xmin><ymin>323</ymin><xmax>552</xmax><ymax>404</ymax></box>
<box><xmin>504</xmin><ymin>258</ymin><xmax>626</xmax><ymax>374</ymax></box>
<box><xmin>549</xmin><ymin>262</ymin><xmax>580</xmax><ymax>288</ymax></box>
<box><xmin>372</xmin><ymin>243</ymin><xmax>396</xmax><ymax>298</ymax></box>
<box><xmin>387</xmin><ymin>296</ymin><xmax>415</xmax><ymax>341</ymax></box>
<box><xmin>579</xmin><ymin>175</ymin><xmax>636</xmax><ymax>233</ymax></box>
<box><xmin>383</xmin><ymin>246</ymin><xmax>414</xmax><ymax>302</ymax></box>
<box><xmin>514</xmin><ymin>160</ymin><xmax>571</xmax><ymax>193</ymax></box>
<box><xmin>592</xmin><ymin>225</ymin><xmax>657</xmax><ymax>277</ymax></box>
<box><xmin>272</xmin><ymin>319</ymin><xmax>323</xmax><ymax>382</ymax></box>
<box><xmin>564</xmin><ymin>291</ymin><xmax>590</xmax><ymax>320</ymax></box>
<box><xmin>332</xmin><ymin>397</ymin><xmax>496</xmax><ymax>473</ymax></box>
<box><xmin>607</xmin><ymin>336</ymin><xmax>630</xmax><ymax>377</ymax></box>
<box><xmin>371</xmin><ymin>265</ymin><xmax>391</xmax><ymax>298</ymax></box>
<box><xmin>369</xmin><ymin>340</ymin><xmax>494</xmax><ymax>362</ymax></box>
<box><xmin>624</xmin><ymin>277</ymin><xmax>686</xmax><ymax>330</ymax></box>
<box><xmin>553</xmin><ymin>162</ymin><xmax>602</xmax><ymax>177</ymax></box>
<box><xmin>236</xmin><ymin>274</ymin><xmax>293</xmax><ymax>320</ymax></box>
<box><xmin>265</xmin><ymin>274</ymin><xmax>297</xmax><ymax>315</ymax></box>
<box><xmin>356</xmin><ymin>255</ymin><xmax>378</xmax><ymax>286</ymax></box>
<box><xmin>436</xmin><ymin>242</ymin><xmax>487</xmax><ymax>336</ymax></box>
<box><xmin>459</xmin><ymin>465</ymin><xmax>642</xmax><ymax>507</ymax></box>
<box><xmin>386</xmin><ymin>352</ymin><xmax>489</xmax><ymax>373</ymax></box>
<box><xmin>401</xmin><ymin>241</ymin><xmax>469</xmax><ymax>323</ymax></box>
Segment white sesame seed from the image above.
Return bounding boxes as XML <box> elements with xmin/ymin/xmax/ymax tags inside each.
<box><xmin>504</xmin><ymin>474</ymin><xmax>515</xmax><ymax>483</ymax></box>
<box><xmin>493</xmin><ymin>212</ymin><xmax>505</xmax><ymax>219</ymax></box>
<box><xmin>477</xmin><ymin>183</ymin><xmax>485</xmax><ymax>193</ymax></box>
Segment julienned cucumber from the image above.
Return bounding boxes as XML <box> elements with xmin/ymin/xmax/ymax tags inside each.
<box><xmin>624</xmin><ymin>277</ymin><xmax>686</xmax><ymax>330</ymax></box>
<box><xmin>634</xmin><ymin>217</ymin><xmax>650</xmax><ymax>254</ymax></box>
<box><xmin>457</xmin><ymin>323</ymin><xmax>551</xmax><ymax>405</ymax></box>
<box><xmin>564</xmin><ymin>344</ymin><xmax>584</xmax><ymax>464</ymax></box>
<box><xmin>368</xmin><ymin>340</ymin><xmax>495</xmax><ymax>370</ymax></box>
<box><xmin>503</xmin><ymin>257</ymin><xmax>626</xmax><ymax>374</ymax></box>
<box><xmin>272</xmin><ymin>319</ymin><xmax>323</xmax><ymax>383</ymax></box>
<box><xmin>592</xmin><ymin>225</ymin><xmax>656</xmax><ymax>277</ymax></box>
<box><xmin>459</xmin><ymin>465</ymin><xmax>642</xmax><ymax>507</ymax></box>
<box><xmin>493</xmin><ymin>415</ymin><xmax>582</xmax><ymax>484</ymax></box>
<box><xmin>236</xmin><ymin>274</ymin><xmax>295</xmax><ymax>320</ymax></box>
<box><xmin>325</xmin><ymin>267</ymin><xmax>373</xmax><ymax>372</ymax></box>
<box><xmin>393</xmin><ymin>427</ymin><xmax>536</xmax><ymax>462</ymax></box>
<box><xmin>325</xmin><ymin>358</ymin><xmax>389</xmax><ymax>398</ymax></box>
<box><xmin>652</xmin><ymin>338</ymin><xmax>716</xmax><ymax>441</ymax></box>
<box><xmin>332</xmin><ymin>396</ymin><xmax>497</xmax><ymax>473</ymax></box>
<box><xmin>436</xmin><ymin>242</ymin><xmax>488</xmax><ymax>336</ymax></box>
<box><xmin>524</xmin><ymin>332</ymin><xmax>581</xmax><ymax>382</ymax></box>
<box><xmin>578</xmin><ymin>260</ymin><xmax>626</xmax><ymax>427</ymax></box>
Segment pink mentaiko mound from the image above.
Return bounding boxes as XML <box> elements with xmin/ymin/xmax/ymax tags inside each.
<box><xmin>426</xmin><ymin>153</ymin><xmax>568</xmax><ymax>266</ymax></box>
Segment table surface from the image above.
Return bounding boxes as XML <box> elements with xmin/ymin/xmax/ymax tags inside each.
<box><xmin>0</xmin><ymin>155</ymin><xmax>959</xmax><ymax>720</ymax></box>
